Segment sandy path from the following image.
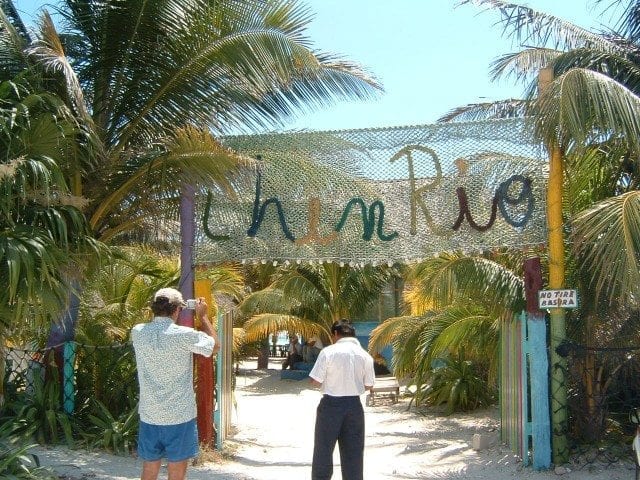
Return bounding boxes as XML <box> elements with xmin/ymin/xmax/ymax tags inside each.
<box><xmin>33</xmin><ymin>363</ymin><xmax>636</xmax><ymax>479</ymax></box>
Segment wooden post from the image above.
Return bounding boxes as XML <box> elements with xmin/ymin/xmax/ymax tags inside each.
<box><xmin>179</xmin><ymin>184</ymin><xmax>214</xmax><ymax>446</ymax></box>
<box><xmin>179</xmin><ymin>183</ymin><xmax>196</xmax><ymax>328</ymax></box>
<box><xmin>524</xmin><ymin>257</ymin><xmax>551</xmax><ymax>469</ymax></box>
<box><xmin>538</xmin><ymin>67</ymin><xmax>568</xmax><ymax>464</ymax></box>
<box><xmin>195</xmin><ymin>278</ymin><xmax>215</xmax><ymax>448</ymax></box>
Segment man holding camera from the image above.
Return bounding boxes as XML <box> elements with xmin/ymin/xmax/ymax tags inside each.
<box><xmin>131</xmin><ymin>287</ymin><xmax>219</xmax><ymax>480</ymax></box>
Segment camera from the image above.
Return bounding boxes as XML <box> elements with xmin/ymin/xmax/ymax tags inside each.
<box><xmin>185</xmin><ymin>299</ymin><xmax>197</xmax><ymax>310</ymax></box>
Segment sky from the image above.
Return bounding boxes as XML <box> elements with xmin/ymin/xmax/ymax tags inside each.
<box><xmin>11</xmin><ymin>0</ymin><xmax>607</xmax><ymax>132</ymax></box>
<box><xmin>286</xmin><ymin>0</ymin><xmax>603</xmax><ymax>131</ymax></box>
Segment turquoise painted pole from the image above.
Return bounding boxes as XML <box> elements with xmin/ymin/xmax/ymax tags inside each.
<box><xmin>62</xmin><ymin>342</ymin><xmax>76</xmax><ymax>414</ymax></box>
<box><xmin>215</xmin><ymin>310</ymin><xmax>223</xmax><ymax>450</ymax></box>
<box><xmin>524</xmin><ymin>256</ymin><xmax>551</xmax><ymax>469</ymax></box>
<box><xmin>528</xmin><ymin>317</ymin><xmax>551</xmax><ymax>469</ymax></box>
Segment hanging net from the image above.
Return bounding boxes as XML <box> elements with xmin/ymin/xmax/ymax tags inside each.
<box><xmin>195</xmin><ymin>118</ymin><xmax>547</xmax><ymax>265</ymax></box>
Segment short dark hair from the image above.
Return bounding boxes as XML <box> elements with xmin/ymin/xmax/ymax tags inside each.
<box><xmin>151</xmin><ymin>296</ymin><xmax>180</xmax><ymax>316</ymax></box>
<box><xmin>331</xmin><ymin>319</ymin><xmax>356</xmax><ymax>337</ymax></box>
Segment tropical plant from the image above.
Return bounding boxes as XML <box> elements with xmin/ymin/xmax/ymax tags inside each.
<box><xmin>13</xmin><ymin>359</ymin><xmax>74</xmax><ymax>446</ymax></box>
<box><xmin>75</xmin><ymin>246</ymin><xmax>182</xmax><ymax>344</ymax></box>
<box><xmin>240</xmin><ymin>262</ymin><xmax>399</xmax><ymax>344</ymax></box>
<box><xmin>424</xmin><ymin>353</ymin><xmax>495</xmax><ymax>414</ymax></box>
<box><xmin>81</xmin><ymin>399</ymin><xmax>138</xmax><ymax>455</ymax></box>
<box><xmin>454</xmin><ymin>0</ymin><xmax>640</xmax><ymax>305</ymax></box>
<box><xmin>444</xmin><ymin>0</ymin><xmax>640</xmax><ymax>441</ymax></box>
<box><xmin>369</xmin><ymin>250</ymin><xmax>523</xmax><ymax>406</ymax></box>
<box><xmin>0</xmin><ymin>0</ymin><xmax>382</xmax><ymax>346</ymax></box>
<box><xmin>0</xmin><ymin>415</ymin><xmax>56</xmax><ymax>479</ymax></box>
<box><xmin>71</xmin><ymin>247</ymin><xmax>244</xmax><ymax>417</ymax></box>
<box><xmin>0</xmin><ymin>73</ymin><xmax>102</xmax><ymax>336</ymax></box>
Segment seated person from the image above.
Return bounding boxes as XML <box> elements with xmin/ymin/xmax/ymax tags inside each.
<box><xmin>282</xmin><ymin>335</ymin><xmax>303</xmax><ymax>369</ymax></box>
<box><xmin>373</xmin><ymin>352</ymin><xmax>391</xmax><ymax>376</ymax></box>
<box><xmin>303</xmin><ymin>335</ymin><xmax>323</xmax><ymax>363</ymax></box>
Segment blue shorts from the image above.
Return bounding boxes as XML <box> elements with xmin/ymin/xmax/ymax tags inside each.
<box><xmin>138</xmin><ymin>419</ymin><xmax>199</xmax><ymax>462</ymax></box>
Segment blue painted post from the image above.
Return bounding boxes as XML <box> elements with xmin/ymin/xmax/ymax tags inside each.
<box><xmin>528</xmin><ymin>317</ymin><xmax>551</xmax><ymax>469</ymax></box>
<box><xmin>62</xmin><ymin>342</ymin><xmax>76</xmax><ymax>414</ymax></box>
<box><xmin>524</xmin><ymin>257</ymin><xmax>551</xmax><ymax>469</ymax></box>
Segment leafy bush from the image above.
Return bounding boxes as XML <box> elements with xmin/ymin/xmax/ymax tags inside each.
<box><xmin>424</xmin><ymin>354</ymin><xmax>494</xmax><ymax>414</ymax></box>
<box><xmin>0</xmin><ymin>414</ymin><xmax>57</xmax><ymax>479</ymax></box>
<box><xmin>13</xmin><ymin>367</ymin><xmax>74</xmax><ymax>447</ymax></box>
<box><xmin>81</xmin><ymin>399</ymin><xmax>138</xmax><ymax>455</ymax></box>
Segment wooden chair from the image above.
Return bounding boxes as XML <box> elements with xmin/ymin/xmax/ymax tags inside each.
<box><xmin>366</xmin><ymin>376</ymin><xmax>400</xmax><ymax>406</ymax></box>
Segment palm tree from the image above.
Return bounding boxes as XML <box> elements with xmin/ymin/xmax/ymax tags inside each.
<box><xmin>0</xmin><ymin>0</ymin><xmax>382</xmax><ymax>340</ymax></box>
<box><xmin>239</xmin><ymin>262</ymin><xmax>398</xmax><ymax>346</ymax></box>
<box><xmin>0</xmin><ymin>72</ymin><xmax>104</xmax><ymax>404</ymax></box>
<box><xmin>445</xmin><ymin>0</ymin><xmax>640</xmax><ymax>439</ymax></box>
<box><xmin>0</xmin><ymin>72</ymin><xmax>101</xmax><ymax>335</ymax></box>
<box><xmin>369</xmin><ymin>250</ymin><xmax>523</xmax><ymax>409</ymax></box>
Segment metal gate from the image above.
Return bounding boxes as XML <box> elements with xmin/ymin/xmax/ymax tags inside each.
<box><xmin>501</xmin><ymin>312</ymin><xmax>528</xmax><ymax>464</ymax></box>
<box><xmin>215</xmin><ymin>309</ymin><xmax>235</xmax><ymax>448</ymax></box>
<box><xmin>501</xmin><ymin>310</ymin><xmax>551</xmax><ymax>469</ymax></box>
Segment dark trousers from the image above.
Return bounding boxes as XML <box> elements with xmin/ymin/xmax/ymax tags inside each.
<box><xmin>312</xmin><ymin>395</ymin><xmax>364</xmax><ymax>480</ymax></box>
<box><xmin>282</xmin><ymin>352</ymin><xmax>303</xmax><ymax>369</ymax></box>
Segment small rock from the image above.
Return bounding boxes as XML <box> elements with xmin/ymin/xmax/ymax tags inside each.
<box><xmin>554</xmin><ymin>465</ymin><xmax>571</xmax><ymax>475</ymax></box>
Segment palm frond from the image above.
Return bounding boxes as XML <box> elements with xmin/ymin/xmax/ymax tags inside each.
<box><xmin>409</xmin><ymin>251</ymin><xmax>523</xmax><ymax>314</ymax></box>
<box><xmin>419</xmin><ymin>305</ymin><xmax>498</xmax><ymax>364</ymax></box>
<box><xmin>197</xmin><ymin>263</ymin><xmax>245</xmax><ymax>303</ymax></box>
<box><xmin>0</xmin><ymin>7</ymin><xmax>28</xmax><ymax>79</ymax></box>
<box><xmin>112</xmin><ymin>26</ymin><xmax>380</xmax><ymax>146</ymax></box>
<box><xmin>564</xmin><ymin>142</ymin><xmax>628</xmax><ymax>214</ymax></box>
<box><xmin>534</xmin><ymin>68</ymin><xmax>640</xmax><ymax>156</ymax></box>
<box><xmin>489</xmin><ymin>47</ymin><xmax>562</xmax><ymax>85</ymax></box>
<box><xmin>601</xmin><ymin>0</ymin><xmax>640</xmax><ymax>42</ymax></box>
<box><xmin>368</xmin><ymin>314</ymin><xmax>426</xmax><ymax>355</ymax></box>
<box><xmin>458</xmin><ymin>0</ymin><xmax>627</xmax><ymax>53</ymax></box>
<box><xmin>241</xmin><ymin>313</ymin><xmax>325</xmax><ymax>343</ymax></box>
<box><xmin>238</xmin><ymin>287</ymin><xmax>291</xmax><ymax>317</ymax></box>
<box><xmin>28</xmin><ymin>12</ymin><xmax>94</xmax><ymax>128</ymax></box>
<box><xmin>89</xmin><ymin>126</ymin><xmax>249</xmax><ymax>238</ymax></box>
<box><xmin>572</xmin><ymin>190</ymin><xmax>640</xmax><ymax>305</ymax></box>
<box><xmin>438</xmin><ymin>98</ymin><xmax>529</xmax><ymax>122</ymax></box>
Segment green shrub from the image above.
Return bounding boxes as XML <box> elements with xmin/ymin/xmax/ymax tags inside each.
<box><xmin>424</xmin><ymin>354</ymin><xmax>494</xmax><ymax>414</ymax></box>
<box><xmin>0</xmin><ymin>415</ymin><xmax>57</xmax><ymax>479</ymax></box>
<box><xmin>14</xmin><ymin>369</ymin><xmax>73</xmax><ymax>447</ymax></box>
<box><xmin>81</xmin><ymin>399</ymin><xmax>138</xmax><ymax>455</ymax></box>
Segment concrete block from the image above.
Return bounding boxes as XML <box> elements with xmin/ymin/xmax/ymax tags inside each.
<box><xmin>472</xmin><ymin>433</ymin><xmax>495</xmax><ymax>451</ymax></box>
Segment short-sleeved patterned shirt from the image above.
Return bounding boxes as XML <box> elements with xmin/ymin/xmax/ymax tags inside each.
<box><xmin>131</xmin><ymin>317</ymin><xmax>215</xmax><ymax>425</ymax></box>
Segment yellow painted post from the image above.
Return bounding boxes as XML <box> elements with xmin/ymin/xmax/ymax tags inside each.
<box><xmin>194</xmin><ymin>278</ymin><xmax>215</xmax><ymax>448</ymax></box>
<box><xmin>538</xmin><ymin>67</ymin><xmax>568</xmax><ymax>464</ymax></box>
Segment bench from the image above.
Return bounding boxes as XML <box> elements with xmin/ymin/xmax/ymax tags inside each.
<box><xmin>366</xmin><ymin>376</ymin><xmax>400</xmax><ymax>406</ymax></box>
<box><xmin>280</xmin><ymin>361</ymin><xmax>314</xmax><ymax>381</ymax></box>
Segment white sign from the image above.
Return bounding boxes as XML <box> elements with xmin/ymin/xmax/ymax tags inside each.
<box><xmin>538</xmin><ymin>289</ymin><xmax>579</xmax><ymax>309</ymax></box>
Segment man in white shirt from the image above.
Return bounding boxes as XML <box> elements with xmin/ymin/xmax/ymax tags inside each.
<box><xmin>131</xmin><ymin>288</ymin><xmax>219</xmax><ymax>480</ymax></box>
<box><xmin>309</xmin><ymin>320</ymin><xmax>375</xmax><ymax>480</ymax></box>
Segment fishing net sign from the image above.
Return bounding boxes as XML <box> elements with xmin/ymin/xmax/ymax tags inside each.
<box><xmin>196</xmin><ymin>118</ymin><xmax>547</xmax><ymax>266</ymax></box>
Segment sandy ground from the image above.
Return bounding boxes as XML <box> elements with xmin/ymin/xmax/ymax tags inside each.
<box><xmin>32</xmin><ymin>360</ymin><xmax>637</xmax><ymax>479</ymax></box>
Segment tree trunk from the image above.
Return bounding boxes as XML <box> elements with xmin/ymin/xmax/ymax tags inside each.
<box><xmin>257</xmin><ymin>338</ymin><xmax>269</xmax><ymax>369</ymax></box>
